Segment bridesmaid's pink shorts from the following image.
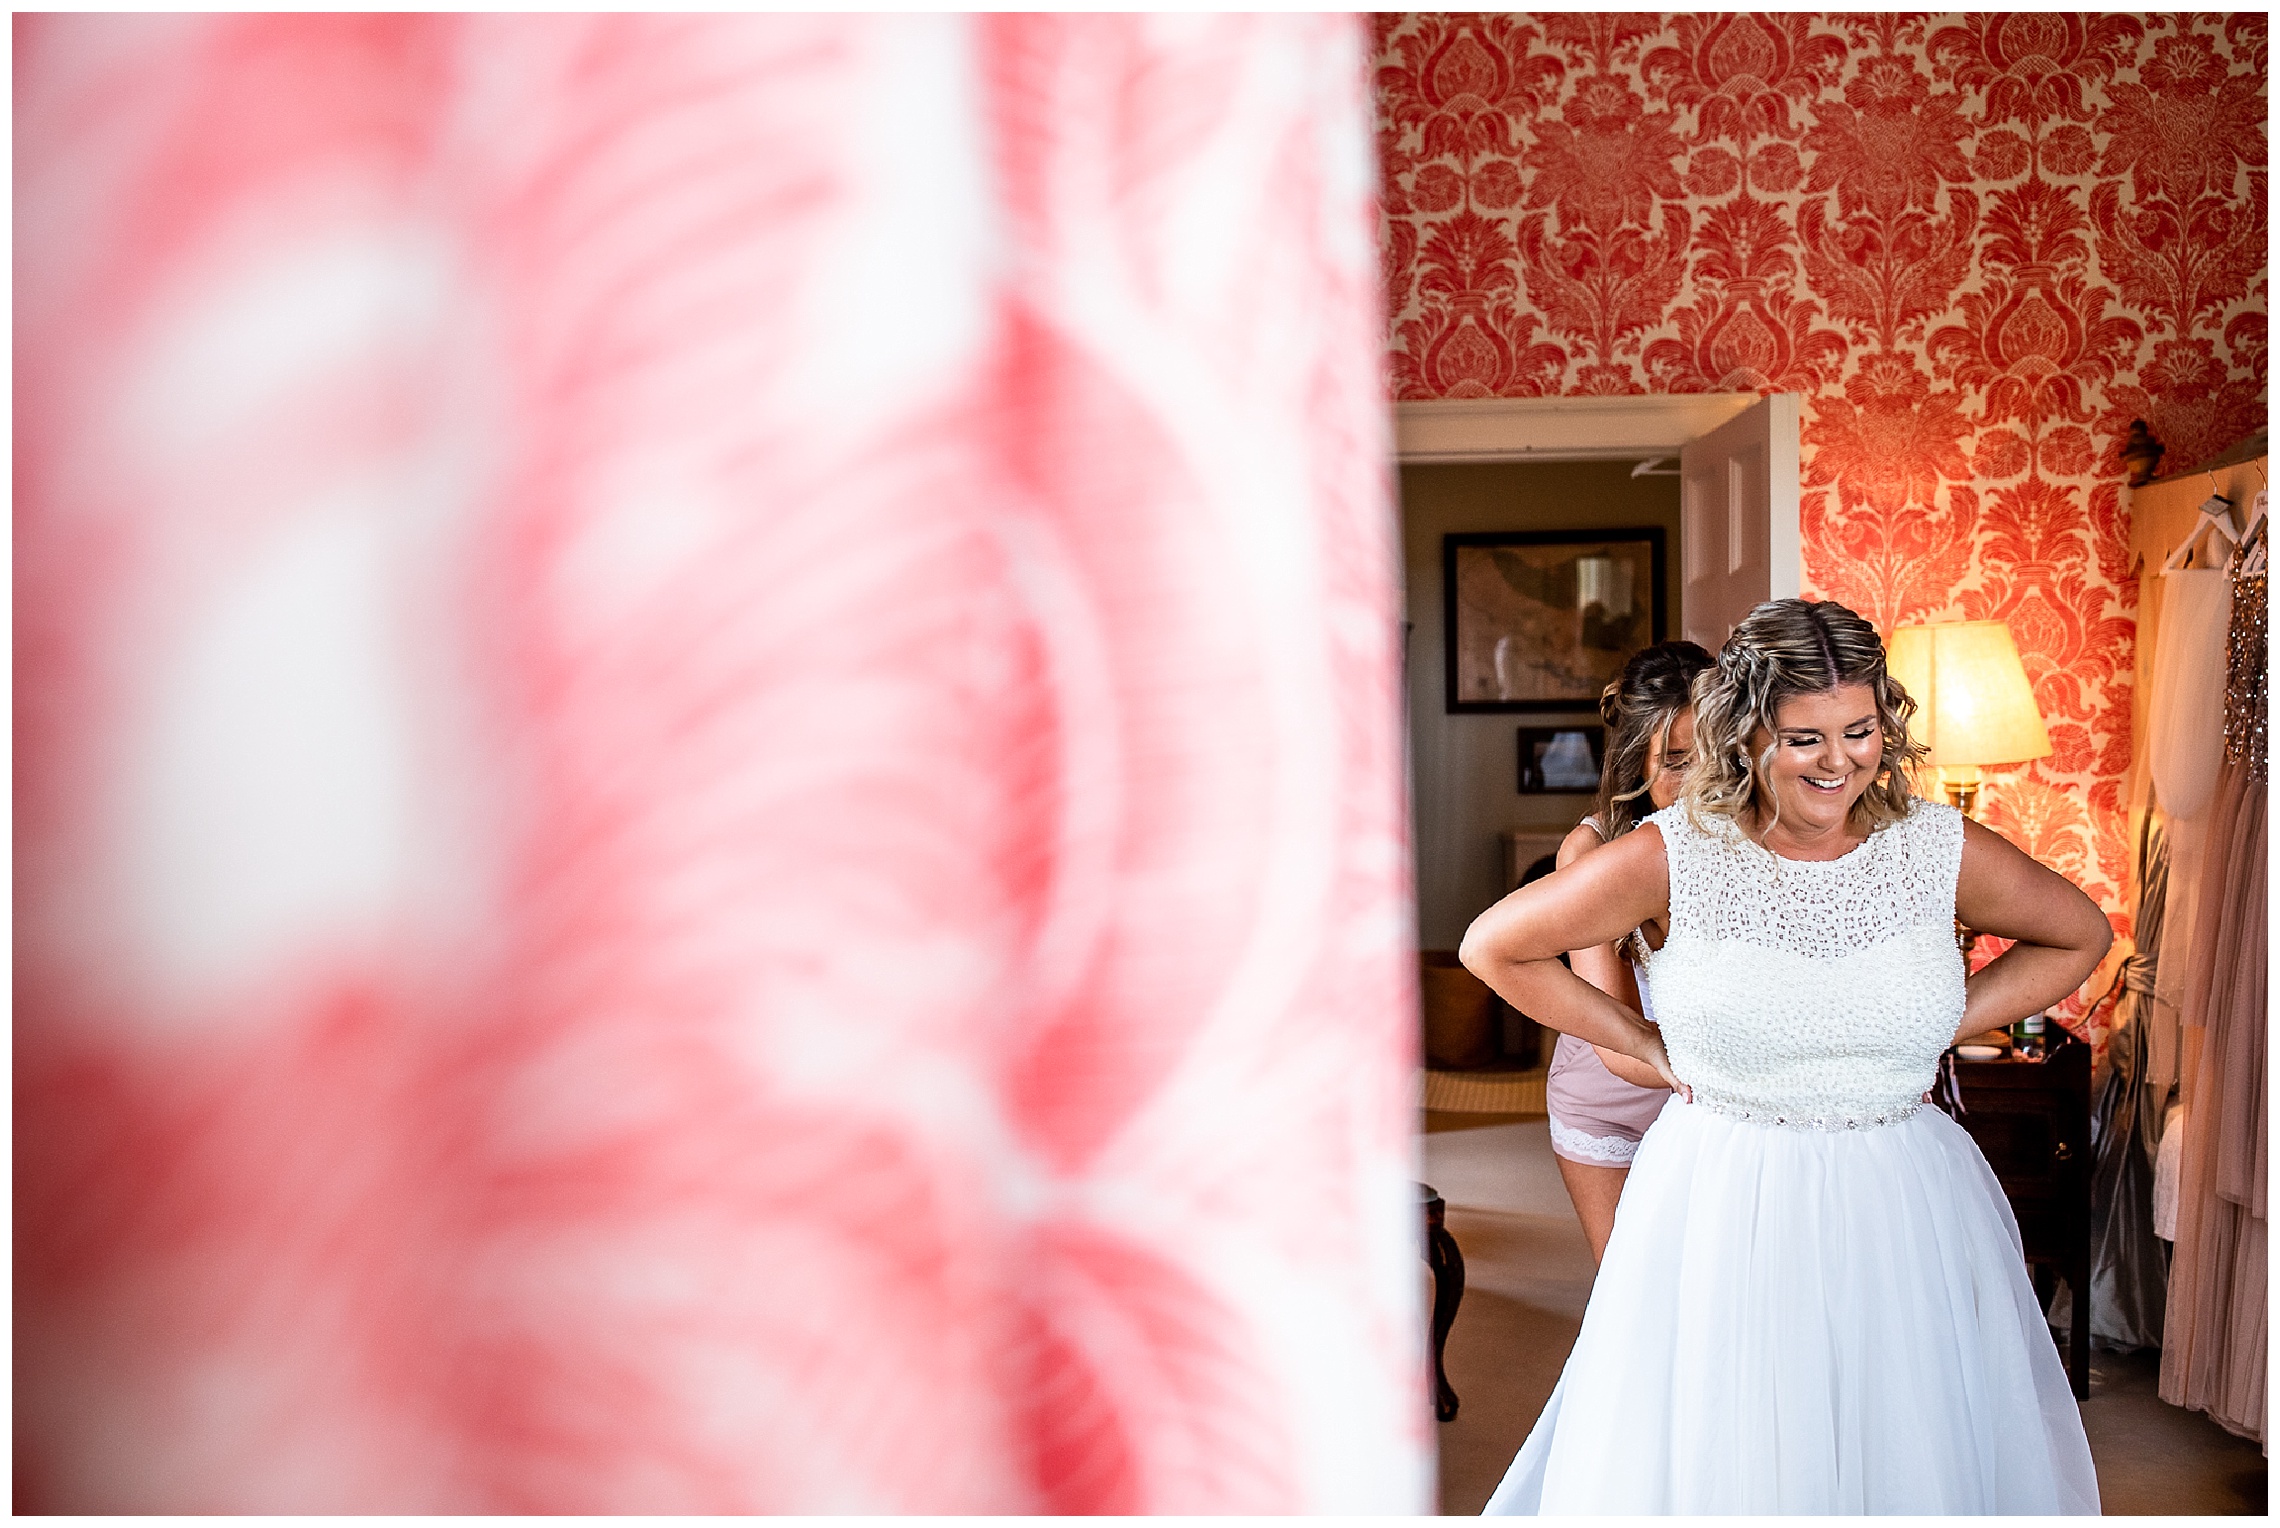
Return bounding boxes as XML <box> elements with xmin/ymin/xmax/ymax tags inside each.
<box><xmin>1545</xmin><ymin>1032</ymin><xmax>1671</xmax><ymax>1166</ymax></box>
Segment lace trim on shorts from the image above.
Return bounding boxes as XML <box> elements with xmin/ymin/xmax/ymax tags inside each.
<box><xmin>1549</xmin><ymin>1117</ymin><xmax>1641</xmax><ymax>1164</ymax></box>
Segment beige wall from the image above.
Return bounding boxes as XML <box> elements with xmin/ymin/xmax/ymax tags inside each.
<box><xmin>1401</xmin><ymin>459</ymin><xmax>1681</xmax><ymax>950</ymax></box>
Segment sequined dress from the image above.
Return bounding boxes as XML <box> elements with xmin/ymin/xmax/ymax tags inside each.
<box><xmin>1485</xmin><ymin>798</ymin><xmax>2100</xmax><ymax>1515</ymax></box>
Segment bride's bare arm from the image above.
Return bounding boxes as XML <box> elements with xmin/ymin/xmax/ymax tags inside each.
<box><xmin>1460</xmin><ymin>824</ymin><xmax>1681</xmax><ymax>1089</ymax></box>
<box><xmin>1554</xmin><ymin>824</ymin><xmax>1673</xmax><ymax>1092</ymax></box>
<box><xmin>1950</xmin><ymin>818</ymin><xmax>2114</xmax><ymax>1045</ymax></box>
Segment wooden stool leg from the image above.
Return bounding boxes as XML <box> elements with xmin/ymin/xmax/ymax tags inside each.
<box><xmin>1424</xmin><ymin>1197</ymin><xmax>1464</xmax><ymax>1422</ymax></box>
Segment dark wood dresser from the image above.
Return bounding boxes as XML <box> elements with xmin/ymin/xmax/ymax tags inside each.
<box><xmin>1940</xmin><ymin>1028</ymin><xmax>2094</xmax><ymax>1398</ymax></box>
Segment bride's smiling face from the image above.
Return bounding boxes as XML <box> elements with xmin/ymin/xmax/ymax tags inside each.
<box><xmin>1747</xmin><ymin>683</ymin><xmax>1882</xmax><ymax>836</ymax></box>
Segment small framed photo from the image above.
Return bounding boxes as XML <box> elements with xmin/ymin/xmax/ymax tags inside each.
<box><xmin>1517</xmin><ymin>724</ymin><xmax>1605</xmax><ymax>794</ymax></box>
<box><xmin>1444</xmin><ymin>529</ymin><xmax>1666</xmax><ymax>712</ymax></box>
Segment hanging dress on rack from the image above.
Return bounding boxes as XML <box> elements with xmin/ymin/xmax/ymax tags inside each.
<box><xmin>2144</xmin><ymin>553</ymin><xmax>2233</xmax><ymax>1104</ymax></box>
<box><xmin>2158</xmin><ymin>505</ymin><xmax>2267</xmax><ymax>1446</ymax></box>
<box><xmin>2086</xmin><ymin>809</ymin><xmax>2169</xmax><ymax>1349</ymax></box>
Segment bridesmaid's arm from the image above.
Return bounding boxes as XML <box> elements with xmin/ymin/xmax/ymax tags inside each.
<box><xmin>1461</xmin><ymin>825</ymin><xmax>1683</xmax><ymax>1091</ymax></box>
<box><xmin>1950</xmin><ymin>817</ymin><xmax>2114</xmax><ymax>1045</ymax></box>
<box><xmin>1556</xmin><ymin>822</ymin><xmax>1634</xmax><ymax>1002</ymax></box>
<box><xmin>1553</xmin><ymin>825</ymin><xmax>1673</xmax><ymax>1094</ymax></box>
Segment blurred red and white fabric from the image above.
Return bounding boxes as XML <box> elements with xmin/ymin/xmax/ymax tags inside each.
<box><xmin>15</xmin><ymin>14</ymin><xmax>1426</xmax><ymax>1513</ymax></box>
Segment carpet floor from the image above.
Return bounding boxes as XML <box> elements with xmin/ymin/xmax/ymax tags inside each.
<box><xmin>1422</xmin><ymin>1065</ymin><xmax>1547</xmax><ymax>1116</ymax></box>
<box><xmin>1423</xmin><ymin>1111</ymin><xmax>2267</xmax><ymax>1516</ymax></box>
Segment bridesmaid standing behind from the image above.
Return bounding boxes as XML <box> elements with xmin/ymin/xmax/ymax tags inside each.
<box><xmin>1543</xmin><ymin>640</ymin><xmax>1713</xmax><ymax>1262</ymax></box>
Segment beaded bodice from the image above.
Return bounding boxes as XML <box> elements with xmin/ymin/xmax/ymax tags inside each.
<box><xmin>1639</xmin><ymin>799</ymin><xmax>1967</xmax><ymax>1127</ymax></box>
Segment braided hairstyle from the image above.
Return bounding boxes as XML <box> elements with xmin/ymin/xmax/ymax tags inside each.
<box><xmin>1681</xmin><ymin>597</ymin><xmax>1927</xmax><ymax>837</ymax></box>
<box><xmin>1592</xmin><ymin>639</ymin><xmax>1716</xmax><ymax>843</ymax></box>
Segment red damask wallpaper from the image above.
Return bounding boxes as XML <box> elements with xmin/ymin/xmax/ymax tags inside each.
<box><xmin>1375</xmin><ymin>12</ymin><xmax>2268</xmax><ymax>1018</ymax></box>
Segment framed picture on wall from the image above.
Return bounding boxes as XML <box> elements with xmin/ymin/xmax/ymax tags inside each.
<box><xmin>1443</xmin><ymin>528</ymin><xmax>1666</xmax><ymax>712</ymax></box>
<box><xmin>1517</xmin><ymin>724</ymin><xmax>1605</xmax><ymax>794</ymax></box>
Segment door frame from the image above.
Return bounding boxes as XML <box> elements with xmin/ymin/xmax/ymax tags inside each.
<box><xmin>1393</xmin><ymin>394</ymin><xmax>1764</xmax><ymax>464</ymax></box>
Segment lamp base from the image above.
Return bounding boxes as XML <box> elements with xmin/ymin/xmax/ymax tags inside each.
<box><xmin>1938</xmin><ymin>764</ymin><xmax>1984</xmax><ymax>820</ymax></box>
<box><xmin>1941</xmin><ymin>767</ymin><xmax>1986</xmax><ymax>958</ymax></box>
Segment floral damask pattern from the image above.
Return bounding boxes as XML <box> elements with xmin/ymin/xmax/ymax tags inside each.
<box><xmin>1377</xmin><ymin>13</ymin><xmax>2268</xmax><ymax>1029</ymax></box>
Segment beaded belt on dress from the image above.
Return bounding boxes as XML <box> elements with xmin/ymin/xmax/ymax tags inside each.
<box><xmin>1688</xmin><ymin>1095</ymin><xmax>1924</xmax><ymax>1131</ymax></box>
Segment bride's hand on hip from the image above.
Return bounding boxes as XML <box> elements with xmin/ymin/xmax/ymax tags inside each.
<box><xmin>1634</xmin><ymin>1025</ymin><xmax>1692</xmax><ymax>1101</ymax></box>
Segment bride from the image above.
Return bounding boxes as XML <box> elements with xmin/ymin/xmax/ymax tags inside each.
<box><xmin>1460</xmin><ymin>598</ymin><xmax>2107</xmax><ymax>1515</ymax></box>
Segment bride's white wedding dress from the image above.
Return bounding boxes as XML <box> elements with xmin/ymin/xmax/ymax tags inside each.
<box><xmin>1485</xmin><ymin>798</ymin><xmax>2100</xmax><ymax>1515</ymax></box>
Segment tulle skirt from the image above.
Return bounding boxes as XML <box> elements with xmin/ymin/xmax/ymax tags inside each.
<box><xmin>1484</xmin><ymin>1098</ymin><xmax>2100</xmax><ymax>1515</ymax></box>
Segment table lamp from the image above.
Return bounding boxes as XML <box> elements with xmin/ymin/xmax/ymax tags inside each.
<box><xmin>1885</xmin><ymin>619</ymin><xmax>2050</xmax><ymax>819</ymax></box>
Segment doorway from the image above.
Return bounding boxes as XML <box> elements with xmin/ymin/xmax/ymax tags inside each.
<box><xmin>1394</xmin><ymin>393</ymin><xmax>1801</xmax><ymax>1057</ymax></box>
<box><xmin>1399</xmin><ymin>457</ymin><xmax>1681</xmax><ymax>956</ymax></box>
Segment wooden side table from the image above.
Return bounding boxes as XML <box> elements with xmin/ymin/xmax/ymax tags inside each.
<box><xmin>1939</xmin><ymin>1029</ymin><xmax>2094</xmax><ymax>1398</ymax></box>
<box><xmin>1420</xmin><ymin>1183</ymin><xmax>1464</xmax><ymax>1421</ymax></box>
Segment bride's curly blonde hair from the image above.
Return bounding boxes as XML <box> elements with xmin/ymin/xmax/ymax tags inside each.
<box><xmin>1681</xmin><ymin>598</ymin><xmax>1928</xmax><ymax>835</ymax></box>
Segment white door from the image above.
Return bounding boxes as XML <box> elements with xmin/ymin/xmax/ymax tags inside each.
<box><xmin>1677</xmin><ymin>393</ymin><xmax>1800</xmax><ymax>652</ymax></box>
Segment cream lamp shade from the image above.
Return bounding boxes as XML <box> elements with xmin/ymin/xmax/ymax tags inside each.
<box><xmin>1886</xmin><ymin>619</ymin><xmax>2050</xmax><ymax>814</ymax></box>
